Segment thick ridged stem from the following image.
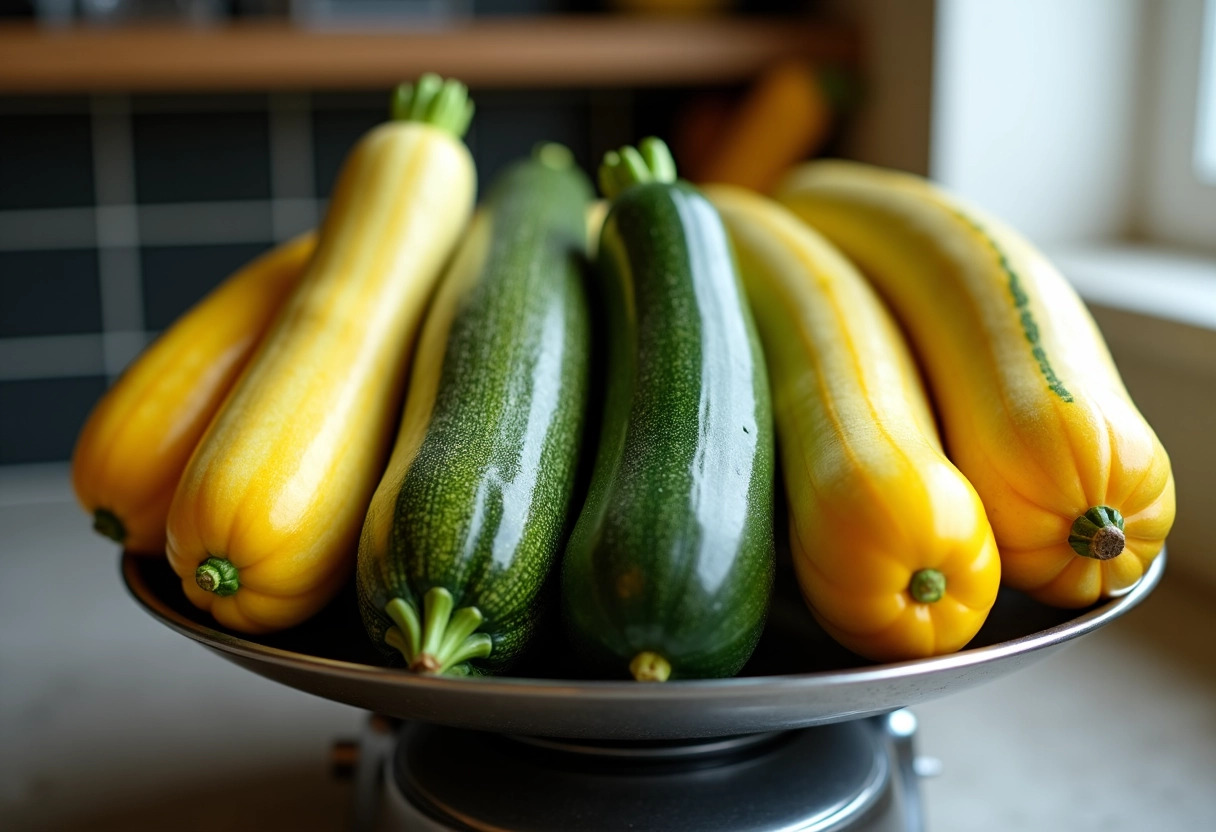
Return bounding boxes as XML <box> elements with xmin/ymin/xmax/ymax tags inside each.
<box><xmin>1069</xmin><ymin>506</ymin><xmax>1126</xmax><ymax>560</ymax></box>
<box><xmin>598</xmin><ymin>137</ymin><xmax>678</xmax><ymax>200</ymax></box>
<box><xmin>384</xmin><ymin>597</ymin><xmax>422</xmax><ymax>663</ymax></box>
<box><xmin>385</xmin><ymin>588</ymin><xmax>492</xmax><ymax>675</ymax></box>
<box><xmin>92</xmin><ymin>508</ymin><xmax>125</xmax><ymax>544</ymax></box>
<box><xmin>390</xmin><ymin>74</ymin><xmax>475</xmax><ymax>138</ymax></box>
<box><xmin>630</xmin><ymin>651</ymin><xmax>672</xmax><ymax>682</ymax></box>
<box><xmin>908</xmin><ymin>569</ymin><xmax>946</xmax><ymax>603</ymax></box>
<box><xmin>195</xmin><ymin>557</ymin><xmax>239</xmax><ymax>597</ymax></box>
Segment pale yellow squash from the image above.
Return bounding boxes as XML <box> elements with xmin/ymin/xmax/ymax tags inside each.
<box><xmin>165</xmin><ymin>77</ymin><xmax>476</xmax><ymax>632</ymax></box>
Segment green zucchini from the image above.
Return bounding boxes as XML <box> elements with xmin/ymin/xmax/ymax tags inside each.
<box><xmin>356</xmin><ymin>144</ymin><xmax>593</xmax><ymax>675</ymax></box>
<box><xmin>561</xmin><ymin>138</ymin><xmax>775</xmax><ymax>681</ymax></box>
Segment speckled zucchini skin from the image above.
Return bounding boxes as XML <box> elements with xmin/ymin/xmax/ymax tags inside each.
<box><xmin>561</xmin><ymin>180</ymin><xmax>776</xmax><ymax>679</ymax></box>
<box><xmin>357</xmin><ymin>155</ymin><xmax>593</xmax><ymax>673</ymax></box>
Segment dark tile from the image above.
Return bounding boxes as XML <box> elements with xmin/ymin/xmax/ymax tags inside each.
<box><xmin>132</xmin><ymin>110</ymin><xmax>271</xmax><ymax>204</ymax></box>
<box><xmin>309</xmin><ymin>90</ymin><xmax>384</xmax><ymax>112</ymax></box>
<box><xmin>471</xmin><ymin>91</ymin><xmax>591</xmax><ymax>193</ymax></box>
<box><xmin>311</xmin><ymin>90</ymin><xmax>595</xmax><ymax>199</ymax></box>
<box><xmin>132</xmin><ymin>93</ymin><xmax>269</xmax><ymax>114</ymax></box>
<box><xmin>0</xmin><ymin>96</ymin><xmax>91</xmax><ymax>116</ymax></box>
<box><xmin>632</xmin><ymin>88</ymin><xmax>695</xmax><ymax>152</ymax></box>
<box><xmin>0</xmin><ymin>249</ymin><xmax>102</xmax><ymax>337</ymax></box>
<box><xmin>141</xmin><ymin>242</ymin><xmax>272</xmax><ymax>330</ymax></box>
<box><xmin>0</xmin><ymin>113</ymin><xmax>95</xmax><ymax>210</ymax></box>
<box><xmin>311</xmin><ymin>106</ymin><xmax>386</xmax><ymax>198</ymax></box>
<box><xmin>0</xmin><ymin>376</ymin><xmax>108</xmax><ymax>464</ymax></box>
<box><xmin>473</xmin><ymin>0</ymin><xmax>565</xmax><ymax>14</ymax></box>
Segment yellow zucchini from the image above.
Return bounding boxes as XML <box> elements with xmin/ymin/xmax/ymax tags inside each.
<box><xmin>696</xmin><ymin>60</ymin><xmax>836</xmax><ymax>193</ymax></box>
<box><xmin>707</xmin><ymin>185</ymin><xmax>1000</xmax><ymax>660</ymax></box>
<box><xmin>165</xmin><ymin>76</ymin><xmax>476</xmax><ymax>633</ymax></box>
<box><xmin>72</xmin><ymin>235</ymin><xmax>314</xmax><ymax>554</ymax></box>
<box><xmin>776</xmin><ymin>161</ymin><xmax>1175</xmax><ymax>607</ymax></box>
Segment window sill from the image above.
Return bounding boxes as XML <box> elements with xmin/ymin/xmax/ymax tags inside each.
<box><xmin>1048</xmin><ymin>242</ymin><xmax>1216</xmax><ymax>331</ymax></box>
<box><xmin>1048</xmin><ymin>242</ymin><xmax>1216</xmax><ymax>380</ymax></box>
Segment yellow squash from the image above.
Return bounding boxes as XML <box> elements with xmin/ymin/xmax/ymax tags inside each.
<box><xmin>72</xmin><ymin>235</ymin><xmax>314</xmax><ymax>554</ymax></box>
<box><xmin>166</xmin><ymin>76</ymin><xmax>477</xmax><ymax>633</ymax></box>
<box><xmin>776</xmin><ymin>161</ymin><xmax>1175</xmax><ymax>607</ymax></box>
<box><xmin>708</xmin><ymin>185</ymin><xmax>1000</xmax><ymax>661</ymax></box>
<box><xmin>695</xmin><ymin>60</ymin><xmax>837</xmax><ymax>193</ymax></box>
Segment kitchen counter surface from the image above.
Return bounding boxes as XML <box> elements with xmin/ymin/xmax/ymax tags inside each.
<box><xmin>2</xmin><ymin>463</ymin><xmax>1214</xmax><ymax>832</ymax></box>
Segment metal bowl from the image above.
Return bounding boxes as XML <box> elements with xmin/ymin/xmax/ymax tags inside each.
<box><xmin>122</xmin><ymin>551</ymin><xmax>1164</xmax><ymax>740</ymax></box>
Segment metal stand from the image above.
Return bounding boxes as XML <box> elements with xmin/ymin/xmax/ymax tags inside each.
<box><xmin>339</xmin><ymin>711</ymin><xmax>932</xmax><ymax>832</ymax></box>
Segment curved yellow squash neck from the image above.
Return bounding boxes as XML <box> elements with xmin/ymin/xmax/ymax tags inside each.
<box><xmin>166</xmin><ymin>120</ymin><xmax>475</xmax><ymax>633</ymax></box>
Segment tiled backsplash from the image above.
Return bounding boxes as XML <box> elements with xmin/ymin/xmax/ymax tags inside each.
<box><xmin>0</xmin><ymin>86</ymin><xmax>672</xmax><ymax>464</ymax></box>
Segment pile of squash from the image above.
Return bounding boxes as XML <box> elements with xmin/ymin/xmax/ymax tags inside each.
<box><xmin>72</xmin><ymin>76</ymin><xmax>1174</xmax><ymax>680</ymax></box>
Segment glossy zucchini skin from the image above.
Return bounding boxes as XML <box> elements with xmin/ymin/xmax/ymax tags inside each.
<box><xmin>356</xmin><ymin>153</ymin><xmax>593</xmax><ymax>674</ymax></box>
<box><xmin>561</xmin><ymin>180</ymin><xmax>775</xmax><ymax>680</ymax></box>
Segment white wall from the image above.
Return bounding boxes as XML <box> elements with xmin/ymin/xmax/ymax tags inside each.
<box><xmin>931</xmin><ymin>0</ymin><xmax>1143</xmax><ymax>246</ymax></box>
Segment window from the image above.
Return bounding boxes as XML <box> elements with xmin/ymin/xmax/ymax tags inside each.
<box><xmin>1195</xmin><ymin>0</ymin><xmax>1216</xmax><ymax>184</ymax></box>
<box><xmin>1138</xmin><ymin>0</ymin><xmax>1216</xmax><ymax>253</ymax></box>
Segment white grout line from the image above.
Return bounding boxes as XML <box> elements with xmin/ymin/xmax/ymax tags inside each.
<box><xmin>0</xmin><ymin>200</ymin><xmax>323</xmax><ymax>251</ymax></box>
<box><xmin>0</xmin><ymin>207</ymin><xmax>96</xmax><ymax>251</ymax></box>
<box><xmin>137</xmin><ymin>201</ymin><xmax>275</xmax><ymax>246</ymax></box>
<box><xmin>89</xmin><ymin>96</ymin><xmax>137</xmax><ymax>205</ymax></box>
<box><xmin>271</xmin><ymin>199</ymin><xmax>320</xmax><ymax>242</ymax></box>
<box><xmin>269</xmin><ymin>93</ymin><xmax>315</xmax><ymax>197</ymax></box>
<box><xmin>269</xmin><ymin>93</ymin><xmax>320</xmax><ymax>241</ymax></box>
<box><xmin>102</xmin><ymin>330</ymin><xmax>151</xmax><ymax>378</ymax></box>
<box><xmin>90</xmin><ymin>94</ymin><xmax>144</xmax><ymax>382</ymax></box>
<box><xmin>95</xmin><ymin>204</ymin><xmax>139</xmax><ymax>248</ymax></box>
<box><xmin>0</xmin><ymin>334</ymin><xmax>108</xmax><ymax>381</ymax></box>
<box><xmin>95</xmin><ymin>248</ymin><xmax>144</xmax><ymax>335</ymax></box>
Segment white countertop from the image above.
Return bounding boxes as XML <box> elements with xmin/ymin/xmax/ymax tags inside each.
<box><xmin>2</xmin><ymin>463</ymin><xmax>1214</xmax><ymax>832</ymax></box>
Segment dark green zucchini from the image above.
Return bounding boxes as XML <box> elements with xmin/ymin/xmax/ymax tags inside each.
<box><xmin>356</xmin><ymin>144</ymin><xmax>593</xmax><ymax>675</ymax></box>
<box><xmin>561</xmin><ymin>138</ymin><xmax>775</xmax><ymax>681</ymax></box>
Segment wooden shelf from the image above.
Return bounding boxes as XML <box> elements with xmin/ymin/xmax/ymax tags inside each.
<box><xmin>0</xmin><ymin>17</ymin><xmax>856</xmax><ymax>94</ymax></box>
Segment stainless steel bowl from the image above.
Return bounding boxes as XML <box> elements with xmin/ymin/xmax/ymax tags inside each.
<box><xmin>122</xmin><ymin>551</ymin><xmax>1164</xmax><ymax>740</ymax></box>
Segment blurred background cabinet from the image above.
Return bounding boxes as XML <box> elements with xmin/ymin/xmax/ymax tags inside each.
<box><xmin>1</xmin><ymin>3</ymin><xmax>1214</xmax><ymax>831</ymax></box>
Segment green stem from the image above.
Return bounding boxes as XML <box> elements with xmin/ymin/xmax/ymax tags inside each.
<box><xmin>92</xmin><ymin>508</ymin><xmax>125</xmax><ymax>544</ymax></box>
<box><xmin>387</xmin><ymin>588</ymin><xmax>493</xmax><ymax>675</ymax></box>
<box><xmin>630</xmin><ymin>651</ymin><xmax>671</xmax><ymax>682</ymax></box>
<box><xmin>389</xmin><ymin>74</ymin><xmax>475</xmax><ymax>138</ymax></box>
<box><xmin>439</xmin><ymin>634</ymin><xmax>493</xmax><ymax>674</ymax></box>
<box><xmin>908</xmin><ymin>569</ymin><xmax>946</xmax><ymax>603</ymax></box>
<box><xmin>384</xmin><ymin>626</ymin><xmax>409</xmax><ymax>657</ymax></box>
<box><xmin>639</xmin><ymin>136</ymin><xmax>677</xmax><ymax>183</ymax></box>
<box><xmin>437</xmin><ymin>606</ymin><xmax>485</xmax><ymax>658</ymax></box>
<box><xmin>418</xmin><ymin>587</ymin><xmax>455</xmax><ymax>661</ymax></box>
<box><xmin>534</xmin><ymin>142</ymin><xmax>574</xmax><ymax>170</ymax></box>
<box><xmin>195</xmin><ymin>557</ymin><xmax>239</xmax><ymax>597</ymax></box>
<box><xmin>598</xmin><ymin>136</ymin><xmax>678</xmax><ymax>200</ymax></box>
<box><xmin>384</xmin><ymin>597</ymin><xmax>422</xmax><ymax>663</ymax></box>
<box><xmin>407</xmin><ymin>73</ymin><xmax>443</xmax><ymax>121</ymax></box>
<box><xmin>1069</xmin><ymin>506</ymin><xmax>1126</xmax><ymax>560</ymax></box>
